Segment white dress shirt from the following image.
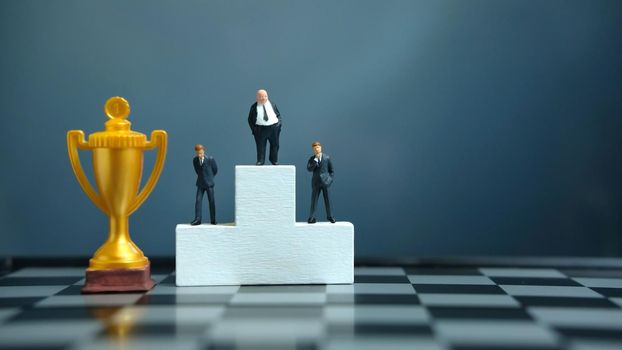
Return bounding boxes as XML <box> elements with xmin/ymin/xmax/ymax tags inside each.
<box><xmin>255</xmin><ymin>100</ymin><xmax>279</xmax><ymax>126</ymax></box>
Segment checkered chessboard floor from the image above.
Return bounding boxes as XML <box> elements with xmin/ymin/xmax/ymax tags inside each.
<box><xmin>1</xmin><ymin>265</ymin><xmax>622</xmax><ymax>350</ymax></box>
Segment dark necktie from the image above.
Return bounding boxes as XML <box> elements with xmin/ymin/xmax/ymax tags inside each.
<box><xmin>263</xmin><ymin>105</ymin><xmax>268</xmax><ymax>122</ymax></box>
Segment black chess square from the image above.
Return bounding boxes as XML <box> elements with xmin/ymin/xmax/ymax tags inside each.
<box><xmin>0</xmin><ymin>277</ymin><xmax>82</xmax><ymax>286</ymax></box>
<box><xmin>490</xmin><ymin>277</ymin><xmax>581</xmax><ymax>286</ymax></box>
<box><xmin>354</xmin><ymin>275</ymin><xmax>411</xmax><ymax>283</ymax></box>
<box><xmin>515</xmin><ymin>296</ymin><xmax>618</xmax><ymax>308</ymax></box>
<box><xmin>413</xmin><ymin>284</ymin><xmax>506</xmax><ymax>294</ymax></box>
<box><xmin>428</xmin><ymin>306</ymin><xmax>534</xmax><ymax>320</ymax></box>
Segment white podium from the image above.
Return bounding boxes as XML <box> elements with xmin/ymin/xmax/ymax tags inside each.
<box><xmin>176</xmin><ymin>165</ymin><xmax>354</xmax><ymax>286</ymax></box>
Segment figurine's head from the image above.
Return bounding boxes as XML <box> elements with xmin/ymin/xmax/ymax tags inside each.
<box><xmin>256</xmin><ymin>89</ymin><xmax>269</xmax><ymax>105</ymax></box>
<box><xmin>312</xmin><ymin>141</ymin><xmax>322</xmax><ymax>155</ymax></box>
<box><xmin>194</xmin><ymin>144</ymin><xmax>205</xmax><ymax>157</ymax></box>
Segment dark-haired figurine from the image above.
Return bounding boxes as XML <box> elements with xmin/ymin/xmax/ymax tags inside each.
<box><xmin>248</xmin><ymin>89</ymin><xmax>281</xmax><ymax>165</ymax></box>
<box><xmin>191</xmin><ymin>144</ymin><xmax>217</xmax><ymax>225</ymax></box>
<box><xmin>307</xmin><ymin>141</ymin><xmax>335</xmax><ymax>224</ymax></box>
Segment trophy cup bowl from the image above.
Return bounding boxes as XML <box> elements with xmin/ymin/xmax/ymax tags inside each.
<box><xmin>67</xmin><ymin>96</ymin><xmax>167</xmax><ymax>293</ymax></box>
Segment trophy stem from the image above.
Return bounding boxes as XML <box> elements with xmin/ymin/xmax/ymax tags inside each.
<box><xmin>83</xmin><ymin>214</ymin><xmax>154</xmax><ymax>293</ymax></box>
<box><xmin>108</xmin><ymin>214</ymin><xmax>131</xmax><ymax>244</ymax></box>
<box><xmin>88</xmin><ymin>214</ymin><xmax>148</xmax><ymax>270</ymax></box>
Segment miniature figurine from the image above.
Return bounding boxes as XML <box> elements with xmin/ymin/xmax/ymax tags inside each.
<box><xmin>247</xmin><ymin>89</ymin><xmax>282</xmax><ymax>165</ymax></box>
<box><xmin>307</xmin><ymin>141</ymin><xmax>335</xmax><ymax>223</ymax></box>
<box><xmin>191</xmin><ymin>144</ymin><xmax>218</xmax><ymax>225</ymax></box>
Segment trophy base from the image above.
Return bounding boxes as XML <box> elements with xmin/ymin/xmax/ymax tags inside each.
<box><xmin>81</xmin><ymin>263</ymin><xmax>155</xmax><ymax>294</ymax></box>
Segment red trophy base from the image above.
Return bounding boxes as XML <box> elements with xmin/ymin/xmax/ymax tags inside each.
<box><xmin>81</xmin><ymin>263</ymin><xmax>155</xmax><ymax>294</ymax></box>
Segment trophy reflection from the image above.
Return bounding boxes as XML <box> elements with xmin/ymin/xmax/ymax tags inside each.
<box><xmin>67</xmin><ymin>96</ymin><xmax>167</xmax><ymax>293</ymax></box>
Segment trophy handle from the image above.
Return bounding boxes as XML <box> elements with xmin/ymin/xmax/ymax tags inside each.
<box><xmin>67</xmin><ymin>130</ymin><xmax>108</xmax><ymax>214</ymax></box>
<box><xmin>128</xmin><ymin>130</ymin><xmax>168</xmax><ymax>215</ymax></box>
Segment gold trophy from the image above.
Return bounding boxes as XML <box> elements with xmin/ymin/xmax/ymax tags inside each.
<box><xmin>67</xmin><ymin>96</ymin><xmax>167</xmax><ymax>293</ymax></box>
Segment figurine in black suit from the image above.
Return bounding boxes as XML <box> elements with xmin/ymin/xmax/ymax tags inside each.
<box><xmin>191</xmin><ymin>144</ymin><xmax>218</xmax><ymax>225</ymax></box>
<box><xmin>247</xmin><ymin>89</ymin><xmax>281</xmax><ymax>165</ymax></box>
<box><xmin>307</xmin><ymin>141</ymin><xmax>335</xmax><ymax>224</ymax></box>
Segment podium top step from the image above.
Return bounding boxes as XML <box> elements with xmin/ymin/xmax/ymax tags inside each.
<box><xmin>235</xmin><ymin>164</ymin><xmax>296</xmax><ymax>226</ymax></box>
<box><xmin>236</xmin><ymin>165</ymin><xmax>295</xmax><ymax>169</ymax></box>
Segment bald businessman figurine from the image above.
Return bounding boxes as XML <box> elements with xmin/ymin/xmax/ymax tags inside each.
<box><xmin>191</xmin><ymin>144</ymin><xmax>217</xmax><ymax>225</ymax></box>
<box><xmin>248</xmin><ymin>89</ymin><xmax>282</xmax><ymax>165</ymax></box>
<box><xmin>307</xmin><ymin>141</ymin><xmax>335</xmax><ymax>224</ymax></box>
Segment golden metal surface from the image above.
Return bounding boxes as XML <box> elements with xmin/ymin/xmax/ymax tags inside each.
<box><xmin>104</xmin><ymin>96</ymin><xmax>130</xmax><ymax>120</ymax></box>
<box><xmin>67</xmin><ymin>97</ymin><xmax>167</xmax><ymax>270</ymax></box>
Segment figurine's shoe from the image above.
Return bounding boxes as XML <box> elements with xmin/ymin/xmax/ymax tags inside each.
<box><xmin>271</xmin><ymin>162</ymin><xmax>279</xmax><ymax>165</ymax></box>
<box><xmin>211</xmin><ymin>220</ymin><xmax>217</xmax><ymax>225</ymax></box>
<box><xmin>256</xmin><ymin>161</ymin><xmax>264</xmax><ymax>166</ymax></box>
<box><xmin>328</xmin><ymin>217</ymin><xmax>336</xmax><ymax>223</ymax></box>
<box><xmin>307</xmin><ymin>217</ymin><xmax>316</xmax><ymax>224</ymax></box>
<box><xmin>190</xmin><ymin>219</ymin><xmax>201</xmax><ymax>226</ymax></box>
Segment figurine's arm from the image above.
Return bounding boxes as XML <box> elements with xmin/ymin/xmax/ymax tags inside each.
<box><xmin>273</xmin><ymin>103</ymin><xmax>281</xmax><ymax>124</ymax></box>
<box><xmin>193</xmin><ymin>158</ymin><xmax>200</xmax><ymax>175</ymax></box>
<box><xmin>248</xmin><ymin>106</ymin><xmax>256</xmax><ymax>134</ymax></box>
<box><xmin>307</xmin><ymin>156</ymin><xmax>318</xmax><ymax>172</ymax></box>
<box><xmin>211</xmin><ymin>157</ymin><xmax>218</xmax><ymax>176</ymax></box>
<box><xmin>328</xmin><ymin>157</ymin><xmax>334</xmax><ymax>177</ymax></box>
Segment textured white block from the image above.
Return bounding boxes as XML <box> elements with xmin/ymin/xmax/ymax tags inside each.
<box><xmin>176</xmin><ymin>165</ymin><xmax>354</xmax><ymax>286</ymax></box>
<box><xmin>235</xmin><ymin>165</ymin><xmax>295</xmax><ymax>227</ymax></box>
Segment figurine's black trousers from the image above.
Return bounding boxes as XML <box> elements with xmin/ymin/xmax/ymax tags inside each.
<box><xmin>195</xmin><ymin>186</ymin><xmax>216</xmax><ymax>223</ymax></box>
<box><xmin>310</xmin><ymin>185</ymin><xmax>332</xmax><ymax>218</ymax></box>
<box><xmin>253</xmin><ymin>124</ymin><xmax>280</xmax><ymax>164</ymax></box>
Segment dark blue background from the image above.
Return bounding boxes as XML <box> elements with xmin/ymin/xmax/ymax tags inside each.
<box><xmin>1</xmin><ymin>0</ymin><xmax>621</xmax><ymax>257</ymax></box>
